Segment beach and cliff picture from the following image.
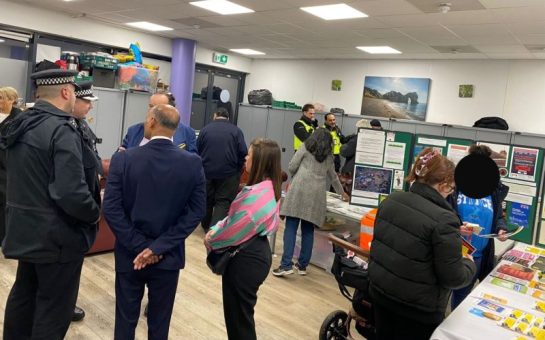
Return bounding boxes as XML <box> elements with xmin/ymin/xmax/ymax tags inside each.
<box><xmin>361</xmin><ymin>76</ymin><xmax>431</xmax><ymax>121</ymax></box>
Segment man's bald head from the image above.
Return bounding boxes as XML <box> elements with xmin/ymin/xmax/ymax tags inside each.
<box><xmin>151</xmin><ymin>104</ymin><xmax>180</xmax><ymax>131</ymax></box>
<box><xmin>143</xmin><ymin>104</ymin><xmax>180</xmax><ymax>140</ymax></box>
<box><xmin>149</xmin><ymin>92</ymin><xmax>175</xmax><ymax>108</ymax></box>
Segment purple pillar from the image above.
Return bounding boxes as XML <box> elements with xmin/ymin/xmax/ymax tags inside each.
<box><xmin>171</xmin><ymin>38</ymin><xmax>197</xmax><ymax>125</ymax></box>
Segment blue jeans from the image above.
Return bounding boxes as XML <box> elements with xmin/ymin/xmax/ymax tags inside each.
<box><xmin>451</xmin><ymin>256</ymin><xmax>482</xmax><ymax>310</ymax></box>
<box><xmin>280</xmin><ymin>217</ymin><xmax>315</xmax><ymax>269</ymax></box>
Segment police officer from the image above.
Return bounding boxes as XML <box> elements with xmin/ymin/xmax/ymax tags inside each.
<box><xmin>323</xmin><ymin>112</ymin><xmax>348</xmax><ymax>173</ymax></box>
<box><xmin>1</xmin><ymin>68</ymin><xmax>100</xmax><ymax>340</ymax></box>
<box><xmin>70</xmin><ymin>80</ymin><xmax>103</xmax><ymax>322</ymax></box>
<box><xmin>293</xmin><ymin>103</ymin><xmax>318</xmax><ymax>152</ymax></box>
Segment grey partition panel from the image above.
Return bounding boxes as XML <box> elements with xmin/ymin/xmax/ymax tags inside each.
<box><xmin>237</xmin><ymin>105</ymin><xmax>268</xmax><ymax>147</ymax></box>
<box><xmin>0</xmin><ymin>58</ymin><xmax>28</xmax><ymax>100</ymax></box>
<box><xmin>511</xmin><ymin>133</ymin><xmax>545</xmax><ymax>149</ymax></box>
<box><xmin>93</xmin><ymin>88</ymin><xmax>125</xmax><ymax>158</ymax></box>
<box><xmin>280</xmin><ymin>109</ymin><xmax>301</xmax><ymax>174</ymax></box>
<box><xmin>340</xmin><ymin>115</ymin><xmax>361</xmax><ymax>136</ymax></box>
<box><xmin>444</xmin><ymin>126</ymin><xmax>477</xmax><ymax>140</ymax></box>
<box><xmin>123</xmin><ymin>91</ymin><xmax>150</xmax><ymax>137</ymax></box>
<box><xmin>475</xmin><ymin>128</ymin><xmax>512</xmax><ymax>144</ymax></box>
<box><xmin>414</xmin><ymin>122</ymin><xmax>444</xmax><ymax>135</ymax></box>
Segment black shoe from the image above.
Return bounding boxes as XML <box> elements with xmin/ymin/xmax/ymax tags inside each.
<box><xmin>144</xmin><ymin>303</ymin><xmax>148</xmax><ymax>317</ymax></box>
<box><xmin>72</xmin><ymin>306</ymin><xmax>85</xmax><ymax>322</ymax></box>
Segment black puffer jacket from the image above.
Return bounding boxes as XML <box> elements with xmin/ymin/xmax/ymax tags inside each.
<box><xmin>0</xmin><ymin>101</ymin><xmax>100</xmax><ymax>263</ymax></box>
<box><xmin>369</xmin><ymin>182</ymin><xmax>476</xmax><ymax>324</ymax></box>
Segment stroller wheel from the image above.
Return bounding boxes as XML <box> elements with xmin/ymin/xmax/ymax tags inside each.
<box><xmin>319</xmin><ymin>310</ymin><xmax>349</xmax><ymax>340</ymax></box>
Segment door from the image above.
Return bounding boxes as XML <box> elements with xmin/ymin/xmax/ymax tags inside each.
<box><xmin>190</xmin><ymin>64</ymin><xmax>246</xmax><ymax>130</ymax></box>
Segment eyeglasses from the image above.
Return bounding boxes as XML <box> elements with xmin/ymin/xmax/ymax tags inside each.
<box><xmin>443</xmin><ymin>183</ymin><xmax>456</xmax><ymax>193</ymax></box>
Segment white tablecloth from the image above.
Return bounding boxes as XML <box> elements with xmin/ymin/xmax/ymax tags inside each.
<box><xmin>432</xmin><ymin>242</ymin><xmax>541</xmax><ymax>340</ymax></box>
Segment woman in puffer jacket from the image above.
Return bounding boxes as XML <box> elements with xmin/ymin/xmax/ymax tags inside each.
<box><xmin>368</xmin><ymin>148</ymin><xmax>476</xmax><ymax>340</ymax></box>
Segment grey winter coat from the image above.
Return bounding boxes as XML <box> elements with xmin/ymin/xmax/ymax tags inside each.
<box><xmin>280</xmin><ymin>144</ymin><xmax>344</xmax><ymax>227</ymax></box>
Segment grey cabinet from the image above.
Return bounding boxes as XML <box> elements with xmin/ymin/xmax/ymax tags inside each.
<box><xmin>87</xmin><ymin>88</ymin><xmax>125</xmax><ymax>158</ymax></box>
<box><xmin>237</xmin><ymin>104</ymin><xmax>268</xmax><ymax>147</ymax></box>
<box><xmin>122</xmin><ymin>91</ymin><xmax>150</xmax><ymax>137</ymax></box>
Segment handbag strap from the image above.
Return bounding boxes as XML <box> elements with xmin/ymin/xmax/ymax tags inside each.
<box><xmin>232</xmin><ymin>235</ymin><xmax>261</xmax><ymax>255</ymax></box>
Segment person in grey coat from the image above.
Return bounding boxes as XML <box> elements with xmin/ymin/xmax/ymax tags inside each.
<box><xmin>273</xmin><ymin>128</ymin><xmax>348</xmax><ymax>276</ymax></box>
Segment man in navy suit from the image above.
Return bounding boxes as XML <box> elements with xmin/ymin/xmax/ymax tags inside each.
<box><xmin>119</xmin><ymin>91</ymin><xmax>197</xmax><ymax>153</ymax></box>
<box><xmin>103</xmin><ymin>104</ymin><xmax>206</xmax><ymax>340</ymax></box>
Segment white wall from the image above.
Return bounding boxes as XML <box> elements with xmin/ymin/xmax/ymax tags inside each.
<box><xmin>246</xmin><ymin>59</ymin><xmax>545</xmax><ymax>134</ymax></box>
<box><xmin>0</xmin><ymin>1</ymin><xmax>172</xmax><ymax>56</ymax></box>
<box><xmin>196</xmin><ymin>46</ymin><xmax>252</xmax><ymax>73</ymax></box>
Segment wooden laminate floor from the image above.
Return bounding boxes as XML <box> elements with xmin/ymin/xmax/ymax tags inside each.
<box><xmin>0</xmin><ymin>224</ymin><xmax>350</xmax><ymax>339</ymax></box>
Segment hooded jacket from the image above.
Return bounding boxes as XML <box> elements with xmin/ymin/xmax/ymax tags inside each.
<box><xmin>0</xmin><ymin>100</ymin><xmax>100</xmax><ymax>263</ymax></box>
<box><xmin>369</xmin><ymin>182</ymin><xmax>476</xmax><ymax>324</ymax></box>
<box><xmin>448</xmin><ymin>182</ymin><xmax>509</xmax><ymax>281</ymax></box>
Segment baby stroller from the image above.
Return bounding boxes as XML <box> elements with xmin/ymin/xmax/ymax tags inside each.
<box><xmin>319</xmin><ymin>234</ymin><xmax>375</xmax><ymax>340</ymax></box>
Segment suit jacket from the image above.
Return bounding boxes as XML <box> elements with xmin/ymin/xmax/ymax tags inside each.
<box><xmin>121</xmin><ymin>122</ymin><xmax>197</xmax><ymax>153</ymax></box>
<box><xmin>103</xmin><ymin>138</ymin><xmax>206</xmax><ymax>272</ymax></box>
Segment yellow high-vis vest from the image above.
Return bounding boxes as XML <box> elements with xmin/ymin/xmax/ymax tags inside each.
<box><xmin>324</xmin><ymin>125</ymin><xmax>341</xmax><ymax>155</ymax></box>
<box><xmin>293</xmin><ymin>120</ymin><xmax>314</xmax><ymax>151</ymax></box>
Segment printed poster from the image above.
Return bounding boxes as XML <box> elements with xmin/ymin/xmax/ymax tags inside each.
<box><xmin>356</xmin><ymin>129</ymin><xmax>385</xmax><ymax>166</ymax></box>
<box><xmin>509</xmin><ymin>147</ymin><xmax>538</xmax><ymax>182</ymax></box>
<box><xmin>383</xmin><ymin>141</ymin><xmax>405</xmax><ymax>170</ymax></box>
<box><xmin>393</xmin><ymin>170</ymin><xmax>405</xmax><ymax>190</ymax></box>
<box><xmin>508</xmin><ymin>202</ymin><xmax>531</xmax><ymax>228</ymax></box>
<box><xmin>447</xmin><ymin>144</ymin><xmax>469</xmax><ymax>165</ymax></box>
<box><xmin>478</xmin><ymin>142</ymin><xmax>509</xmax><ymax>168</ymax></box>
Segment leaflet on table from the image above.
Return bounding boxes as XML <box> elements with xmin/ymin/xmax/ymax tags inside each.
<box><xmin>468</xmin><ymin>296</ymin><xmax>545</xmax><ymax>338</ymax></box>
<box><xmin>491</xmin><ymin>261</ymin><xmax>535</xmax><ymax>284</ymax></box>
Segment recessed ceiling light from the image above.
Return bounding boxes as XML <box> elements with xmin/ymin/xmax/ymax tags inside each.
<box><xmin>357</xmin><ymin>46</ymin><xmax>402</xmax><ymax>54</ymax></box>
<box><xmin>301</xmin><ymin>3</ymin><xmax>367</xmax><ymax>20</ymax></box>
<box><xmin>230</xmin><ymin>49</ymin><xmax>265</xmax><ymax>55</ymax></box>
<box><xmin>126</xmin><ymin>22</ymin><xmax>173</xmax><ymax>32</ymax></box>
<box><xmin>190</xmin><ymin>0</ymin><xmax>254</xmax><ymax>15</ymax></box>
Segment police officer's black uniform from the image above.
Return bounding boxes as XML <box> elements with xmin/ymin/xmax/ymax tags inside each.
<box><xmin>1</xmin><ymin>69</ymin><xmax>100</xmax><ymax>340</ymax></box>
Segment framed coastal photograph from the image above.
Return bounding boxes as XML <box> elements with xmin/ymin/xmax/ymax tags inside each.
<box><xmin>360</xmin><ymin>76</ymin><xmax>431</xmax><ymax>121</ymax></box>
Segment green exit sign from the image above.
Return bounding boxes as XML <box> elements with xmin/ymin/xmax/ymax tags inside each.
<box><xmin>213</xmin><ymin>53</ymin><xmax>228</xmax><ymax>65</ymax></box>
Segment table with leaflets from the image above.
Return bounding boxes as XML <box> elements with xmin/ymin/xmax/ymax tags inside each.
<box><xmin>432</xmin><ymin>243</ymin><xmax>545</xmax><ymax>340</ymax></box>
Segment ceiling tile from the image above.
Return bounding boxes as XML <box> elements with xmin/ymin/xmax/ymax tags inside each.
<box><xmin>351</xmin><ymin>0</ymin><xmax>422</xmax><ymax>16</ymax></box>
<box><xmin>407</xmin><ymin>0</ymin><xmax>485</xmax><ymax>13</ymax></box>
<box><xmin>486</xmin><ymin>52</ymin><xmax>534</xmax><ymax>59</ymax></box>
<box><xmin>479</xmin><ymin>0</ymin><xmax>545</xmax><ymax>9</ymax></box>
<box><xmin>474</xmin><ymin>44</ymin><xmax>529</xmax><ymax>53</ymax></box>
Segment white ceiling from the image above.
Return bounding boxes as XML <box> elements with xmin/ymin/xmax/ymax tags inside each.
<box><xmin>11</xmin><ymin>0</ymin><xmax>545</xmax><ymax>59</ymax></box>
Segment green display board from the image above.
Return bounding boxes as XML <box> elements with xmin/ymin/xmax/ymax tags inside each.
<box><xmin>350</xmin><ymin>128</ymin><xmax>414</xmax><ymax>208</ymax></box>
<box><xmin>413</xmin><ymin>134</ymin><xmax>474</xmax><ymax>164</ymax></box>
<box><xmin>496</xmin><ymin>144</ymin><xmax>543</xmax><ymax>244</ymax></box>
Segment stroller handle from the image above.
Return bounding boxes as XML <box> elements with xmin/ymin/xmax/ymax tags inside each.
<box><xmin>328</xmin><ymin>233</ymin><xmax>370</xmax><ymax>260</ymax></box>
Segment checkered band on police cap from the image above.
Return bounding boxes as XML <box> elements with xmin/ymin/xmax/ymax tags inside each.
<box><xmin>35</xmin><ymin>76</ymin><xmax>76</xmax><ymax>86</ymax></box>
<box><xmin>75</xmin><ymin>88</ymin><xmax>93</xmax><ymax>98</ymax></box>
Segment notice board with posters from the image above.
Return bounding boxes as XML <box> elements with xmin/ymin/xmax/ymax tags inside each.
<box><xmin>477</xmin><ymin>142</ymin><xmax>545</xmax><ymax>244</ymax></box>
<box><xmin>413</xmin><ymin>134</ymin><xmax>474</xmax><ymax>165</ymax></box>
<box><xmin>350</xmin><ymin>128</ymin><xmax>414</xmax><ymax>208</ymax></box>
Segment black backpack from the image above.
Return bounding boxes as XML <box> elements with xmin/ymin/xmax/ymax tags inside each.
<box><xmin>473</xmin><ymin>116</ymin><xmax>509</xmax><ymax>130</ymax></box>
<box><xmin>247</xmin><ymin>89</ymin><xmax>272</xmax><ymax>105</ymax></box>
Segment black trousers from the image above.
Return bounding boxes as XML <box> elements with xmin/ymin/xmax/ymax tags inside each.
<box><xmin>334</xmin><ymin>154</ymin><xmax>341</xmax><ymax>173</ymax></box>
<box><xmin>222</xmin><ymin>236</ymin><xmax>272</xmax><ymax>340</ymax></box>
<box><xmin>3</xmin><ymin>258</ymin><xmax>84</xmax><ymax>340</ymax></box>
<box><xmin>115</xmin><ymin>267</ymin><xmax>179</xmax><ymax>340</ymax></box>
<box><xmin>202</xmin><ymin>173</ymin><xmax>240</xmax><ymax>231</ymax></box>
<box><xmin>114</xmin><ymin>266</ymin><xmax>180</xmax><ymax>340</ymax></box>
<box><xmin>374</xmin><ymin>302</ymin><xmax>440</xmax><ymax>340</ymax></box>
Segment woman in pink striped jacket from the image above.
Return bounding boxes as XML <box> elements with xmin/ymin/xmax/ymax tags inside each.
<box><xmin>204</xmin><ymin>138</ymin><xmax>282</xmax><ymax>340</ymax></box>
